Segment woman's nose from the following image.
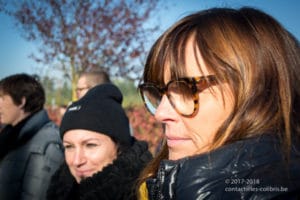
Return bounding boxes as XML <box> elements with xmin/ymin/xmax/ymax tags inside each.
<box><xmin>73</xmin><ymin>148</ymin><xmax>86</xmax><ymax>166</ymax></box>
<box><xmin>155</xmin><ymin>95</ymin><xmax>177</xmax><ymax>122</ymax></box>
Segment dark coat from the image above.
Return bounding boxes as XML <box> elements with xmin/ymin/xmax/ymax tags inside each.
<box><xmin>47</xmin><ymin>140</ymin><xmax>152</xmax><ymax>200</ymax></box>
<box><xmin>0</xmin><ymin>110</ymin><xmax>64</xmax><ymax>200</ymax></box>
<box><xmin>146</xmin><ymin>134</ymin><xmax>300</xmax><ymax>200</ymax></box>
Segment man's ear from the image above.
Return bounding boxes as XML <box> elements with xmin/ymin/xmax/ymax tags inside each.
<box><xmin>19</xmin><ymin>97</ymin><xmax>26</xmax><ymax>109</ymax></box>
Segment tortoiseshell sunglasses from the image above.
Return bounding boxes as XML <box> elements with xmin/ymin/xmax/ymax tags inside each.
<box><xmin>138</xmin><ymin>75</ymin><xmax>218</xmax><ymax>117</ymax></box>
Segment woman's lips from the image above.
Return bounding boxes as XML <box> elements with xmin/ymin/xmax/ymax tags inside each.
<box><xmin>75</xmin><ymin>170</ymin><xmax>92</xmax><ymax>177</ymax></box>
<box><xmin>166</xmin><ymin>136</ymin><xmax>191</xmax><ymax>147</ymax></box>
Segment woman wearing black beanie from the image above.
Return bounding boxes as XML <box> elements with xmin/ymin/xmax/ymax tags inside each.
<box><xmin>47</xmin><ymin>83</ymin><xmax>152</xmax><ymax>200</ymax></box>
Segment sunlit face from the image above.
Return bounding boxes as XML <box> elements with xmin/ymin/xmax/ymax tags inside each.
<box><xmin>63</xmin><ymin>130</ymin><xmax>118</xmax><ymax>183</ymax></box>
<box><xmin>155</xmin><ymin>39</ymin><xmax>234</xmax><ymax>160</ymax></box>
<box><xmin>76</xmin><ymin>76</ymin><xmax>90</xmax><ymax>99</ymax></box>
<box><xmin>0</xmin><ymin>94</ymin><xmax>26</xmax><ymax>126</ymax></box>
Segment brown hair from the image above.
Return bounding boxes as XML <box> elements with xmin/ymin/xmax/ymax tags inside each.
<box><xmin>137</xmin><ymin>7</ymin><xmax>300</xmax><ymax>190</ymax></box>
<box><xmin>0</xmin><ymin>73</ymin><xmax>45</xmax><ymax>114</ymax></box>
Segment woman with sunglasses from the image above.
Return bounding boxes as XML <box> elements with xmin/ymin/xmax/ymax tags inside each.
<box><xmin>137</xmin><ymin>7</ymin><xmax>300</xmax><ymax>199</ymax></box>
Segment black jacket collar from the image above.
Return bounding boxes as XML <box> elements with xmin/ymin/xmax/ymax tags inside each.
<box><xmin>0</xmin><ymin>110</ymin><xmax>49</xmax><ymax>159</ymax></box>
<box><xmin>147</xmin><ymin>134</ymin><xmax>300</xmax><ymax>199</ymax></box>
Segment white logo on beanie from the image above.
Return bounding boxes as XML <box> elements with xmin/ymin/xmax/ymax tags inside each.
<box><xmin>68</xmin><ymin>105</ymin><xmax>81</xmax><ymax>111</ymax></box>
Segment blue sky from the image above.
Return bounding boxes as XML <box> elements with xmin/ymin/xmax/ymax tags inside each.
<box><xmin>0</xmin><ymin>0</ymin><xmax>299</xmax><ymax>79</ymax></box>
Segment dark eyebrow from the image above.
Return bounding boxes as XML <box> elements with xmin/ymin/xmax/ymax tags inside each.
<box><xmin>63</xmin><ymin>138</ymin><xmax>101</xmax><ymax>144</ymax></box>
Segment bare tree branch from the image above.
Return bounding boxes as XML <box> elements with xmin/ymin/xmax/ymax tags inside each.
<box><xmin>1</xmin><ymin>0</ymin><xmax>165</xmax><ymax>99</ymax></box>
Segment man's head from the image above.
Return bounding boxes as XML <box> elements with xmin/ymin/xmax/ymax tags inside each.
<box><xmin>0</xmin><ymin>73</ymin><xmax>45</xmax><ymax>125</ymax></box>
<box><xmin>76</xmin><ymin>70</ymin><xmax>110</xmax><ymax>99</ymax></box>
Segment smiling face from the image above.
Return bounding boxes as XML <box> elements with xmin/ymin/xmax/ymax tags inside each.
<box><xmin>63</xmin><ymin>129</ymin><xmax>118</xmax><ymax>183</ymax></box>
<box><xmin>154</xmin><ymin>39</ymin><xmax>234</xmax><ymax>160</ymax></box>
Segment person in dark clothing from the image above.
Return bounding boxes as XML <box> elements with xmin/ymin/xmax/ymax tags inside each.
<box><xmin>47</xmin><ymin>83</ymin><xmax>152</xmax><ymax>200</ymax></box>
<box><xmin>0</xmin><ymin>73</ymin><xmax>64</xmax><ymax>200</ymax></box>
<box><xmin>0</xmin><ymin>116</ymin><xmax>4</xmax><ymax>132</ymax></box>
<box><xmin>137</xmin><ymin>7</ymin><xmax>300</xmax><ymax>199</ymax></box>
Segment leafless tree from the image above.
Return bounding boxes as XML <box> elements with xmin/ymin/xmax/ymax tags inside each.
<box><xmin>1</xmin><ymin>0</ymin><xmax>164</xmax><ymax>99</ymax></box>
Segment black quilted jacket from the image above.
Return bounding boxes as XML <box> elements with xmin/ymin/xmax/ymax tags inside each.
<box><xmin>146</xmin><ymin>134</ymin><xmax>300</xmax><ymax>200</ymax></box>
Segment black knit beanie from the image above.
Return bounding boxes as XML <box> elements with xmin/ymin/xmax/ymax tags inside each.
<box><xmin>60</xmin><ymin>83</ymin><xmax>133</xmax><ymax>146</ymax></box>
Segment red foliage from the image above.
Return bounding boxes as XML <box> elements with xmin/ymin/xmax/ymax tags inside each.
<box><xmin>46</xmin><ymin>105</ymin><xmax>67</xmax><ymax>126</ymax></box>
<box><xmin>126</xmin><ymin>105</ymin><xmax>164</xmax><ymax>155</ymax></box>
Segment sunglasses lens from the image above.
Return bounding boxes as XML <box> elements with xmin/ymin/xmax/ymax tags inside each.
<box><xmin>141</xmin><ymin>85</ymin><xmax>162</xmax><ymax>115</ymax></box>
<box><xmin>168</xmin><ymin>81</ymin><xmax>195</xmax><ymax>116</ymax></box>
